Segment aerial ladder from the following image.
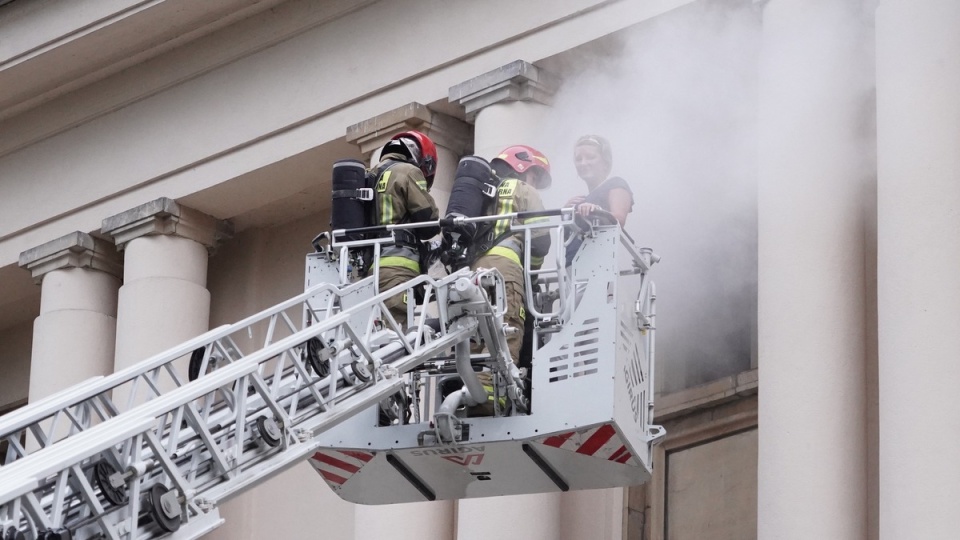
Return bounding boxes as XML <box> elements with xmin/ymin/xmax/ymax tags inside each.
<box><xmin>0</xmin><ymin>209</ymin><xmax>663</xmax><ymax>540</ymax></box>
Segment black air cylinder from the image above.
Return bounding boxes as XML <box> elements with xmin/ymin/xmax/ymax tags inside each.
<box><xmin>445</xmin><ymin>155</ymin><xmax>499</xmax><ymax>241</ymax></box>
<box><xmin>330</xmin><ymin>159</ymin><xmax>370</xmax><ymax>241</ymax></box>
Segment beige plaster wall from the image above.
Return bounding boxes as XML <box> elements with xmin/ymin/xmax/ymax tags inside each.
<box><xmin>0</xmin><ymin>320</ymin><xmax>32</xmax><ymax>407</ymax></box>
<box><xmin>666</xmin><ymin>429</ymin><xmax>758</xmax><ymax>540</ymax></box>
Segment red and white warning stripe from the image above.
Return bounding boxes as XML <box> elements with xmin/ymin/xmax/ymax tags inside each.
<box><xmin>309</xmin><ymin>449</ymin><xmax>376</xmax><ymax>487</ymax></box>
<box><xmin>537</xmin><ymin>424</ymin><xmax>636</xmax><ymax>466</ymax></box>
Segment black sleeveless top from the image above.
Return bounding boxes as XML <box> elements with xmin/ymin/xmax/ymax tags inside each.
<box><xmin>584</xmin><ymin>176</ymin><xmax>633</xmax><ymax>211</ymax></box>
<box><xmin>565</xmin><ymin>176</ymin><xmax>633</xmax><ymax>264</ymax></box>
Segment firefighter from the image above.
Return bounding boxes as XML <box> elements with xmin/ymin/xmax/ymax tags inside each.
<box><xmin>470</xmin><ymin>145</ymin><xmax>552</xmax><ymax>413</ymax></box>
<box><xmin>373</xmin><ymin>130</ymin><xmax>440</xmax><ymax>329</ymax></box>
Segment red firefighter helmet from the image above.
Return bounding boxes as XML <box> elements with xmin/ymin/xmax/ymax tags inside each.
<box><xmin>386</xmin><ymin>130</ymin><xmax>438</xmax><ymax>186</ymax></box>
<box><xmin>492</xmin><ymin>145</ymin><xmax>552</xmax><ymax>189</ymax></box>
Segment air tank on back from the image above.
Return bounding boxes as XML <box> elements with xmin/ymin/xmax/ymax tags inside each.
<box><xmin>442</xmin><ymin>155</ymin><xmax>500</xmax><ymax>268</ymax></box>
<box><xmin>330</xmin><ymin>159</ymin><xmax>372</xmax><ymax>242</ymax></box>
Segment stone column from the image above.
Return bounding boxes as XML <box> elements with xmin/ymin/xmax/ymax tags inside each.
<box><xmin>345</xmin><ymin>103</ymin><xmax>469</xmax><ymax>540</ymax></box>
<box><xmin>101</xmin><ymin>198</ymin><xmax>231</xmax><ymax>371</ymax></box>
<box><xmin>18</xmin><ymin>232</ymin><xmax>122</xmax><ymax>401</ymax></box>
<box><xmin>450</xmin><ymin>59</ymin><xmax>558</xmax><ymax>162</ymax></box>
<box><xmin>449</xmin><ymin>60</ymin><xmax>566</xmax><ymax>540</ymax></box>
<box><xmin>757</xmin><ymin>2</ymin><xmax>871</xmax><ymax>539</ymax></box>
<box><xmin>876</xmin><ymin>2</ymin><xmax>960</xmax><ymax>538</ymax></box>
<box><xmin>346</xmin><ymin>102</ymin><xmax>471</xmax><ymax>215</ymax></box>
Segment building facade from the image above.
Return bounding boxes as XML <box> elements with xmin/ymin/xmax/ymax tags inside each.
<box><xmin>2</xmin><ymin>0</ymin><xmax>958</xmax><ymax>538</ymax></box>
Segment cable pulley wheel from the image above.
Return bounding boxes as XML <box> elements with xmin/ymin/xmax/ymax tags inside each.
<box><xmin>351</xmin><ymin>360</ymin><xmax>373</xmax><ymax>383</ymax></box>
<box><xmin>94</xmin><ymin>460</ymin><xmax>128</xmax><ymax>506</ymax></box>
<box><xmin>256</xmin><ymin>416</ymin><xmax>283</xmax><ymax>447</ymax></box>
<box><xmin>188</xmin><ymin>347</ymin><xmax>206</xmax><ymax>381</ymax></box>
<box><xmin>304</xmin><ymin>338</ymin><xmax>331</xmax><ymax>378</ymax></box>
<box><xmin>145</xmin><ymin>484</ymin><xmax>181</xmax><ymax>533</ymax></box>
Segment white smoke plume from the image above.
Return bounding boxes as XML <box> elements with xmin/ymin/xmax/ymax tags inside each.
<box><xmin>538</xmin><ymin>1</ymin><xmax>762</xmax><ymax>392</ymax></box>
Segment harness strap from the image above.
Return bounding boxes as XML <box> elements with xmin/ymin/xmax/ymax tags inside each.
<box><xmin>332</xmin><ymin>188</ymin><xmax>374</xmax><ymax>201</ymax></box>
<box><xmin>457</xmin><ymin>176</ymin><xmax>498</xmax><ymax>198</ymax></box>
<box><xmin>393</xmin><ymin>229</ymin><xmax>419</xmax><ymax>249</ymax></box>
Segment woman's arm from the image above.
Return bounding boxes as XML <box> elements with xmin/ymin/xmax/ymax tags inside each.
<box><xmin>605</xmin><ymin>187</ymin><xmax>632</xmax><ymax>227</ymax></box>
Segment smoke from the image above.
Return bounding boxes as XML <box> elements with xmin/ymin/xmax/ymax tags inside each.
<box><xmin>538</xmin><ymin>1</ymin><xmax>762</xmax><ymax>392</ymax></box>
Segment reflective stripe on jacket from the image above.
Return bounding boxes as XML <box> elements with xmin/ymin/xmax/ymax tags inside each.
<box><xmin>482</xmin><ymin>178</ymin><xmax>550</xmax><ymax>268</ymax></box>
<box><xmin>374</xmin><ymin>154</ymin><xmax>439</xmax><ymax>270</ymax></box>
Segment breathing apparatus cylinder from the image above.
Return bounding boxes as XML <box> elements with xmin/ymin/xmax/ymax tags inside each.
<box><xmin>330</xmin><ymin>159</ymin><xmax>373</xmax><ymax>242</ymax></box>
<box><xmin>442</xmin><ymin>156</ymin><xmax>499</xmax><ymax>266</ymax></box>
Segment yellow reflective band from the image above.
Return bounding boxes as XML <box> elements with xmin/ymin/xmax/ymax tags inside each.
<box><xmin>402</xmin><ymin>292</ymin><xmax>408</xmax><ymax>304</ymax></box>
<box><xmin>380</xmin><ymin>256</ymin><xmax>420</xmax><ymax>272</ymax></box>
<box><xmin>416</xmin><ymin>178</ymin><xmax>427</xmax><ymax>191</ymax></box>
<box><xmin>377</xmin><ymin>170</ymin><xmax>391</xmax><ymax>193</ymax></box>
<box><xmin>526</xmin><ymin>216</ymin><xmax>549</xmax><ymax>223</ymax></box>
<box><xmin>482</xmin><ymin>385</ymin><xmax>507</xmax><ymax>406</ymax></box>
<box><xmin>530</xmin><ymin>256</ymin><xmax>544</xmax><ymax>267</ymax></box>
<box><xmin>519</xmin><ymin>305</ymin><xmax>526</xmax><ymax>321</ymax></box>
<box><xmin>380</xmin><ymin>193</ymin><xmax>394</xmax><ymax>224</ymax></box>
<box><xmin>487</xmin><ymin>246</ymin><xmax>521</xmax><ymax>266</ymax></box>
<box><xmin>493</xmin><ymin>198</ymin><xmax>514</xmax><ymax>238</ymax></box>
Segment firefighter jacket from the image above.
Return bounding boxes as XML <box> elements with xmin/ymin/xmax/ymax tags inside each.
<box><xmin>374</xmin><ymin>153</ymin><xmax>440</xmax><ymax>272</ymax></box>
<box><xmin>479</xmin><ymin>177</ymin><xmax>551</xmax><ymax>269</ymax></box>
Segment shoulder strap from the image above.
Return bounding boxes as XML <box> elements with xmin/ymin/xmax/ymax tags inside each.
<box><xmin>370</xmin><ymin>159</ymin><xmax>402</xmax><ymax>187</ymax></box>
<box><xmin>372</xmin><ymin>159</ymin><xmax>417</xmax><ymax>227</ymax></box>
<box><xmin>465</xmin><ymin>179</ymin><xmax>524</xmax><ymax>265</ymax></box>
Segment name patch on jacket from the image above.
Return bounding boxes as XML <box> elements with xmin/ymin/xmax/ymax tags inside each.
<box><xmin>497</xmin><ymin>179</ymin><xmax>517</xmax><ymax>198</ymax></box>
<box><xmin>377</xmin><ymin>170</ymin><xmax>392</xmax><ymax>193</ymax></box>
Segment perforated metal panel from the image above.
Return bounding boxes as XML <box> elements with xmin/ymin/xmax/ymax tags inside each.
<box><xmin>548</xmin><ymin>317</ymin><xmax>602</xmax><ymax>383</ymax></box>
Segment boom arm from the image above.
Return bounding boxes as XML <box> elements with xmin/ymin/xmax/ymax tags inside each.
<box><xmin>0</xmin><ymin>267</ymin><xmax>497</xmax><ymax>540</ymax></box>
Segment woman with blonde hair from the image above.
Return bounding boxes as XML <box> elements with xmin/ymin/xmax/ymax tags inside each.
<box><xmin>565</xmin><ymin>134</ymin><xmax>633</xmax><ymax>227</ymax></box>
<box><xmin>564</xmin><ymin>135</ymin><xmax>633</xmax><ymax>265</ymax></box>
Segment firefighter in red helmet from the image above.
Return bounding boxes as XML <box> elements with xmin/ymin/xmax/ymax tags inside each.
<box><xmin>470</xmin><ymin>145</ymin><xmax>552</xmax><ymax>414</ymax></box>
<box><xmin>373</xmin><ymin>130</ymin><xmax>440</xmax><ymax>328</ymax></box>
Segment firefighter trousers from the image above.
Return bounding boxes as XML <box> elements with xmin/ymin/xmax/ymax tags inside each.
<box><xmin>379</xmin><ymin>265</ymin><xmax>419</xmax><ymax>330</ymax></box>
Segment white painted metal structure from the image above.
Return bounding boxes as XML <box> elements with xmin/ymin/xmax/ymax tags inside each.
<box><xmin>0</xmin><ymin>210</ymin><xmax>661</xmax><ymax>539</ymax></box>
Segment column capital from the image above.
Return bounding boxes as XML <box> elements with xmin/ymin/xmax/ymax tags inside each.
<box><xmin>449</xmin><ymin>60</ymin><xmax>560</xmax><ymax>121</ymax></box>
<box><xmin>18</xmin><ymin>231</ymin><xmax>122</xmax><ymax>284</ymax></box>
<box><xmin>346</xmin><ymin>102</ymin><xmax>471</xmax><ymax>160</ymax></box>
<box><xmin>101</xmin><ymin>197</ymin><xmax>233</xmax><ymax>251</ymax></box>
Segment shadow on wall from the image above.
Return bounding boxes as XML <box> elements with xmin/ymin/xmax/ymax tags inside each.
<box><xmin>539</xmin><ymin>1</ymin><xmax>761</xmax><ymax>393</ymax></box>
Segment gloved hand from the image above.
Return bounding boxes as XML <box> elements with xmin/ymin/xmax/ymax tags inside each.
<box><xmin>419</xmin><ymin>237</ymin><xmax>445</xmax><ymax>271</ymax></box>
<box><xmin>426</xmin><ymin>237</ymin><xmax>445</xmax><ymax>253</ymax></box>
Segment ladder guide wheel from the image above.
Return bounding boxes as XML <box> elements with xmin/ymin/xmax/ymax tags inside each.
<box><xmin>145</xmin><ymin>484</ymin><xmax>181</xmax><ymax>534</ymax></box>
<box><xmin>94</xmin><ymin>460</ymin><xmax>128</xmax><ymax>506</ymax></box>
<box><xmin>256</xmin><ymin>416</ymin><xmax>283</xmax><ymax>447</ymax></box>
<box><xmin>351</xmin><ymin>360</ymin><xmax>372</xmax><ymax>382</ymax></box>
<box><xmin>304</xmin><ymin>337</ymin><xmax>331</xmax><ymax>378</ymax></box>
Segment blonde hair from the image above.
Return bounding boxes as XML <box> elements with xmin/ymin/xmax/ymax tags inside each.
<box><xmin>575</xmin><ymin>134</ymin><xmax>613</xmax><ymax>168</ymax></box>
